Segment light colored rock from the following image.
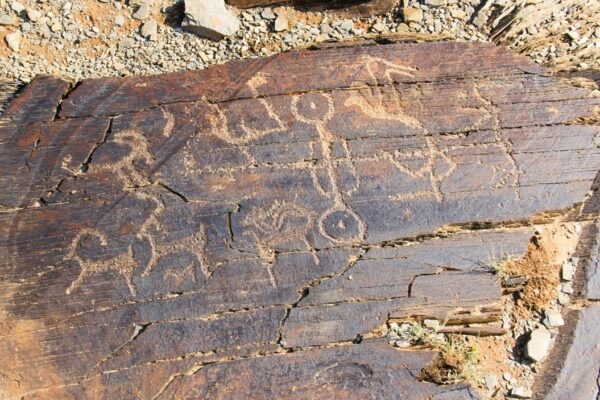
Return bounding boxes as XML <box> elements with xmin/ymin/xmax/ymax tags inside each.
<box><xmin>511</xmin><ymin>386</ymin><xmax>532</xmax><ymax>398</ymax></box>
<box><xmin>402</xmin><ymin>7</ymin><xmax>423</xmax><ymax>23</ymax></box>
<box><xmin>503</xmin><ymin>371</ymin><xmax>512</xmax><ymax>381</ymax></box>
<box><xmin>182</xmin><ymin>0</ymin><xmax>239</xmax><ymax>40</ymax></box>
<box><xmin>11</xmin><ymin>1</ymin><xmax>25</xmax><ymax>13</ymax></box>
<box><xmin>115</xmin><ymin>14</ymin><xmax>125</xmax><ymax>27</ymax></box>
<box><xmin>450</xmin><ymin>8</ymin><xmax>467</xmax><ymax>20</ymax></box>
<box><xmin>557</xmin><ymin>292</ymin><xmax>570</xmax><ymax>305</ymax></box>
<box><xmin>566</xmin><ymin>30</ymin><xmax>580</xmax><ymax>42</ymax></box>
<box><xmin>0</xmin><ymin>14</ymin><xmax>15</xmax><ymax>26</ymax></box>
<box><xmin>472</xmin><ymin>12</ymin><xmax>487</xmax><ymax>28</ymax></box>
<box><xmin>51</xmin><ymin>22</ymin><xmax>63</xmax><ymax>32</ymax></box>
<box><xmin>485</xmin><ymin>374</ymin><xmax>498</xmax><ymax>390</ymax></box>
<box><xmin>525</xmin><ymin>328</ymin><xmax>551</xmax><ymax>362</ymax></box>
<box><xmin>61</xmin><ymin>1</ymin><xmax>72</xmax><ymax>14</ymax></box>
<box><xmin>543</xmin><ymin>309</ymin><xmax>564</xmax><ymax>328</ymax></box>
<box><xmin>26</xmin><ymin>9</ymin><xmax>41</xmax><ymax>22</ymax></box>
<box><xmin>339</xmin><ymin>19</ymin><xmax>353</xmax><ymax>32</ymax></box>
<box><xmin>372</xmin><ymin>22</ymin><xmax>385</xmax><ymax>33</ymax></box>
<box><xmin>395</xmin><ymin>340</ymin><xmax>411</xmax><ymax>348</ymax></box>
<box><xmin>5</xmin><ymin>30</ymin><xmax>20</xmax><ymax>51</ymax></box>
<box><xmin>119</xmin><ymin>37</ymin><xmax>135</xmax><ymax>48</ymax></box>
<box><xmin>140</xmin><ymin>19</ymin><xmax>157</xmax><ymax>39</ymax></box>
<box><xmin>274</xmin><ymin>15</ymin><xmax>287</xmax><ymax>32</ymax></box>
<box><xmin>425</xmin><ymin>0</ymin><xmax>447</xmax><ymax>6</ymax></box>
<box><xmin>562</xmin><ymin>282</ymin><xmax>574</xmax><ymax>294</ymax></box>
<box><xmin>261</xmin><ymin>8</ymin><xmax>275</xmax><ymax>20</ymax></box>
<box><xmin>423</xmin><ymin>319</ymin><xmax>440</xmax><ymax>330</ymax></box>
<box><xmin>133</xmin><ymin>3</ymin><xmax>150</xmax><ymax>21</ymax></box>
<box><xmin>562</xmin><ymin>261</ymin><xmax>575</xmax><ymax>281</ymax></box>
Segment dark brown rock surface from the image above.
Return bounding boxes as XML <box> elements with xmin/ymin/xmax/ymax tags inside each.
<box><xmin>1</xmin><ymin>41</ymin><xmax>600</xmax><ymax>399</ymax></box>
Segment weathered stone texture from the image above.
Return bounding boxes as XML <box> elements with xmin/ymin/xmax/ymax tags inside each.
<box><xmin>545</xmin><ymin>305</ymin><xmax>600</xmax><ymax>400</ymax></box>
<box><xmin>1</xmin><ymin>41</ymin><xmax>599</xmax><ymax>399</ymax></box>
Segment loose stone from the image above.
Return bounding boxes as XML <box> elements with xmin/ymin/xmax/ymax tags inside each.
<box><xmin>511</xmin><ymin>386</ymin><xmax>532</xmax><ymax>398</ymax></box>
<box><xmin>261</xmin><ymin>8</ymin><xmax>275</xmax><ymax>20</ymax></box>
<box><xmin>182</xmin><ymin>0</ymin><xmax>240</xmax><ymax>40</ymax></box>
<box><xmin>133</xmin><ymin>3</ymin><xmax>150</xmax><ymax>21</ymax></box>
<box><xmin>562</xmin><ymin>261</ymin><xmax>575</xmax><ymax>281</ymax></box>
<box><xmin>543</xmin><ymin>309</ymin><xmax>564</xmax><ymax>328</ymax></box>
<box><xmin>11</xmin><ymin>1</ymin><xmax>25</xmax><ymax>13</ymax></box>
<box><xmin>274</xmin><ymin>15</ymin><xmax>288</xmax><ymax>32</ymax></box>
<box><xmin>5</xmin><ymin>30</ymin><xmax>21</xmax><ymax>51</ymax></box>
<box><xmin>140</xmin><ymin>19</ymin><xmax>157</xmax><ymax>39</ymax></box>
<box><xmin>402</xmin><ymin>7</ymin><xmax>423</xmax><ymax>23</ymax></box>
<box><xmin>115</xmin><ymin>15</ymin><xmax>125</xmax><ymax>27</ymax></box>
<box><xmin>525</xmin><ymin>328</ymin><xmax>552</xmax><ymax>362</ymax></box>
<box><xmin>423</xmin><ymin>319</ymin><xmax>440</xmax><ymax>330</ymax></box>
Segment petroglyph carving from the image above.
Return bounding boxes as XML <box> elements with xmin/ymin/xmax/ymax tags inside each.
<box><xmin>198</xmin><ymin>73</ymin><xmax>285</xmax><ymax>146</ymax></box>
<box><xmin>243</xmin><ymin>200</ymin><xmax>317</xmax><ymax>286</ymax></box>
<box><xmin>354</xmin><ymin>55</ymin><xmax>418</xmax><ymax>86</ymax></box>
<box><xmin>162</xmin><ymin>109</ymin><xmax>175</xmax><ymax>137</ymax></box>
<box><xmin>472</xmin><ymin>85</ymin><xmax>522</xmax><ymax>198</ymax></box>
<box><xmin>65</xmin><ymin>129</ymin><xmax>210</xmax><ymax>295</ymax></box>
<box><xmin>387</xmin><ymin>136</ymin><xmax>457</xmax><ymax>202</ymax></box>
<box><xmin>292</xmin><ymin>92</ymin><xmax>366</xmax><ymax>244</ymax></box>
<box><xmin>65</xmin><ymin>229</ymin><xmax>138</xmax><ymax>295</ymax></box>
<box><xmin>343</xmin><ymin>83</ymin><xmax>457</xmax><ymax>202</ymax></box>
<box><xmin>147</xmin><ymin>224</ymin><xmax>210</xmax><ymax>283</ymax></box>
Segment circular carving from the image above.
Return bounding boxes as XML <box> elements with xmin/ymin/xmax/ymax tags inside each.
<box><xmin>320</xmin><ymin>208</ymin><xmax>364</xmax><ymax>243</ymax></box>
<box><xmin>295</xmin><ymin>92</ymin><xmax>332</xmax><ymax>122</ymax></box>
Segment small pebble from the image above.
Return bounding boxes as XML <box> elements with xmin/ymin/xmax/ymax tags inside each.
<box><xmin>114</xmin><ymin>15</ymin><xmax>125</xmax><ymax>27</ymax></box>
<box><xmin>511</xmin><ymin>386</ymin><xmax>532</xmax><ymax>398</ymax></box>
<box><xmin>339</xmin><ymin>19</ymin><xmax>353</xmax><ymax>32</ymax></box>
<box><xmin>11</xmin><ymin>1</ymin><xmax>25</xmax><ymax>13</ymax></box>
<box><xmin>543</xmin><ymin>309</ymin><xmax>564</xmax><ymax>328</ymax></box>
<box><xmin>485</xmin><ymin>374</ymin><xmax>498</xmax><ymax>391</ymax></box>
<box><xmin>402</xmin><ymin>7</ymin><xmax>423</xmax><ymax>23</ymax></box>
<box><xmin>140</xmin><ymin>19</ymin><xmax>157</xmax><ymax>39</ymax></box>
<box><xmin>423</xmin><ymin>319</ymin><xmax>440</xmax><ymax>330</ymax></box>
<box><xmin>562</xmin><ymin>282</ymin><xmax>574</xmax><ymax>294</ymax></box>
<box><xmin>5</xmin><ymin>30</ymin><xmax>21</xmax><ymax>51</ymax></box>
<box><xmin>0</xmin><ymin>14</ymin><xmax>15</xmax><ymax>26</ymax></box>
<box><xmin>566</xmin><ymin>30</ymin><xmax>580</xmax><ymax>41</ymax></box>
<box><xmin>261</xmin><ymin>8</ymin><xmax>275</xmax><ymax>20</ymax></box>
<box><xmin>557</xmin><ymin>292</ymin><xmax>570</xmax><ymax>305</ymax></box>
<box><xmin>133</xmin><ymin>2</ymin><xmax>150</xmax><ymax>21</ymax></box>
<box><xmin>274</xmin><ymin>15</ymin><xmax>287</xmax><ymax>32</ymax></box>
<box><xmin>562</xmin><ymin>261</ymin><xmax>575</xmax><ymax>281</ymax></box>
<box><xmin>26</xmin><ymin>9</ymin><xmax>42</xmax><ymax>22</ymax></box>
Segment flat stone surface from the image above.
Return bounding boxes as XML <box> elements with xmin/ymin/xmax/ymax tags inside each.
<box><xmin>1</xmin><ymin>41</ymin><xmax>600</xmax><ymax>399</ymax></box>
<box><xmin>546</xmin><ymin>305</ymin><xmax>600</xmax><ymax>400</ymax></box>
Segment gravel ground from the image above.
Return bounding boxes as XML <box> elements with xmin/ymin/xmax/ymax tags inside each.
<box><xmin>0</xmin><ymin>0</ymin><xmax>599</xmax><ymax>84</ymax></box>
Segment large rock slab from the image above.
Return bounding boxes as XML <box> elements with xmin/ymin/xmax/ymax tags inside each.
<box><xmin>545</xmin><ymin>305</ymin><xmax>600</xmax><ymax>400</ymax></box>
<box><xmin>1</xmin><ymin>41</ymin><xmax>599</xmax><ymax>399</ymax></box>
